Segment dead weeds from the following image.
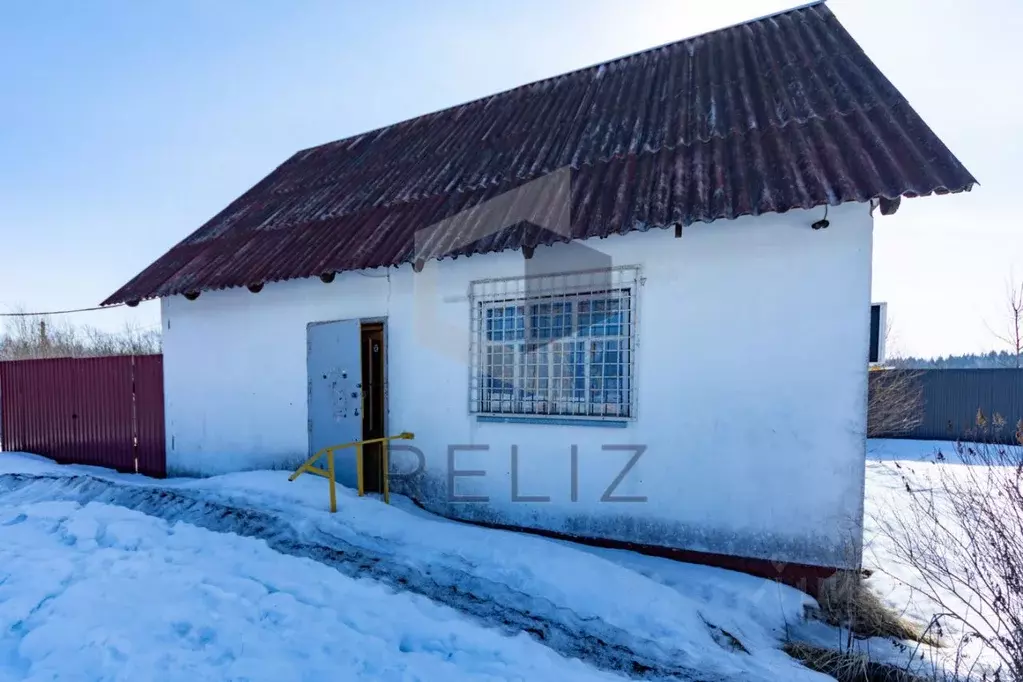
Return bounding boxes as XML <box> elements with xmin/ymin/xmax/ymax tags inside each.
<box><xmin>815</xmin><ymin>571</ymin><xmax>941</xmax><ymax>647</ymax></box>
<box><xmin>784</xmin><ymin>641</ymin><xmax>928</xmax><ymax>682</ymax></box>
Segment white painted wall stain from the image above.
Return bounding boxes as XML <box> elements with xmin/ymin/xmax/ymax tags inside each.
<box><xmin>160</xmin><ymin>203</ymin><xmax>873</xmax><ymax>569</ymax></box>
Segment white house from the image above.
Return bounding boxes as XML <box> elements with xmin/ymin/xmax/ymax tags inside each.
<box><xmin>106</xmin><ymin>3</ymin><xmax>974</xmax><ymax>590</ymax></box>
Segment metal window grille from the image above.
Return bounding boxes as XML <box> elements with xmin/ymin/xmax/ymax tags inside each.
<box><xmin>468</xmin><ymin>266</ymin><xmax>640</xmax><ymax>420</ymax></box>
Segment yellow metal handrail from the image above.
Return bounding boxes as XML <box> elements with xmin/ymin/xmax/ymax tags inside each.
<box><xmin>288</xmin><ymin>431</ymin><xmax>414</xmax><ymax>512</ymax></box>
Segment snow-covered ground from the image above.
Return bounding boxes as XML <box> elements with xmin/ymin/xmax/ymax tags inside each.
<box><xmin>0</xmin><ymin>500</ymin><xmax>617</xmax><ymax>682</ymax></box>
<box><xmin>0</xmin><ymin>439</ymin><xmax>1006</xmax><ymax>680</ymax></box>
<box><xmin>0</xmin><ymin>453</ymin><xmax>831</xmax><ymax>682</ymax></box>
<box><xmin>860</xmin><ymin>438</ymin><xmax>1012</xmax><ymax>677</ymax></box>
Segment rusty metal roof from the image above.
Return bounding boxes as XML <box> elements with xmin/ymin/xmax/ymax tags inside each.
<box><xmin>104</xmin><ymin>2</ymin><xmax>976</xmax><ymax>305</ymax></box>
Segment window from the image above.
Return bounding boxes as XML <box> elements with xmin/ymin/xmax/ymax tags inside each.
<box><xmin>469</xmin><ymin>267</ymin><xmax>639</xmax><ymax>419</ymax></box>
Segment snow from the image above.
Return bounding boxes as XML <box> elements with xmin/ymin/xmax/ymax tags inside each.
<box><xmin>2</xmin><ymin>438</ymin><xmax>1003</xmax><ymax>680</ymax></box>
<box><xmin>189</xmin><ymin>473</ymin><xmax>814</xmax><ymax>679</ymax></box>
<box><xmin>573</xmin><ymin>544</ymin><xmax>814</xmax><ymax>662</ymax></box>
<box><xmin>0</xmin><ymin>452</ymin><xmax>829</xmax><ymax>682</ymax></box>
<box><xmin>0</xmin><ymin>500</ymin><xmax>615</xmax><ymax>682</ymax></box>
<box><xmin>861</xmin><ymin>439</ymin><xmax>1011</xmax><ymax>676</ymax></box>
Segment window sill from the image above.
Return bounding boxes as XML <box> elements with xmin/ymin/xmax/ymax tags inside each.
<box><xmin>475</xmin><ymin>415</ymin><xmax>628</xmax><ymax>428</ymax></box>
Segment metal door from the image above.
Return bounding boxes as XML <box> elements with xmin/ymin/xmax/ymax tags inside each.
<box><xmin>307</xmin><ymin>320</ymin><xmax>362</xmax><ymax>489</ymax></box>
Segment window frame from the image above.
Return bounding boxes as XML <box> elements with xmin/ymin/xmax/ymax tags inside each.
<box><xmin>468</xmin><ymin>267</ymin><xmax>640</xmax><ymax>421</ymax></box>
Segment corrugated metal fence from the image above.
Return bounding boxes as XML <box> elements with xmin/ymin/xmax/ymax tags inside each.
<box><xmin>870</xmin><ymin>368</ymin><xmax>1023</xmax><ymax>444</ymax></box>
<box><xmin>0</xmin><ymin>355</ymin><xmax>165</xmax><ymax>477</ymax></box>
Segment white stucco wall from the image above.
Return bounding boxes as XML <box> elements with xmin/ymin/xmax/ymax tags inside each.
<box><xmin>161</xmin><ymin>203</ymin><xmax>873</xmax><ymax>569</ymax></box>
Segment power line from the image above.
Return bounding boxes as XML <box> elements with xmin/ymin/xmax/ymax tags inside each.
<box><xmin>0</xmin><ymin>304</ymin><xmax>127</xmax><ymax>317</ymax></box>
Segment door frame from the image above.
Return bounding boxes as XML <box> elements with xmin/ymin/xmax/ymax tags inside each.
<box><xmin>358</xmin><ymin>316</ymin><xmax>388</xmax><ymax>441</ymax></box>
<box><xmin>360</xmin><ymin>318</ymin><xmax>387</xmax><ymax>494</ymax></box>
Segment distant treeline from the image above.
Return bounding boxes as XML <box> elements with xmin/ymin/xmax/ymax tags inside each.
<box><xmin>897</xmin><ymin>351</ymin><xmax>1020</xmax><ymax>369</ymax></box>
<box><xmin>0</xmin><ymin>314</ymin><xmax>160</xmax><ymax>361</ymax></box>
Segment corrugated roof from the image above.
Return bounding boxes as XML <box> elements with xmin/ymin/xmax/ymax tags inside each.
<box><xmin>104</xmin><ymin>1</ymin><xmax>976</xmax><ymax>305</ymax></box>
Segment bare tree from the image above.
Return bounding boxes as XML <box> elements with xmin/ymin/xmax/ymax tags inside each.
<box><xmin>83</xmin><ymin>320</ymin><xmax>162</xmax><ymax>357</ymax></box>
<box><xmin>989</xmin><ymin>277</ymin><xmax>1023</xmax><ymax>369</ymax></box>
<box><xmin>868</xmin><ymin>366</ymin><xmax>924</xmax><ymax>438</ymax></box>
<box><xmin>876</xmin><ymin>429</ymin><xmax>1023</xmax><ymax>680</ymax></box>
<box><xmin>867</xmin><ymin>319</ymin><xmax>924</xmax><ymax>439</ymax></box>
<box><xmin>0</xmin><ymin>311</ymin><xmax>160</xmax><ymax>361</ymax></box>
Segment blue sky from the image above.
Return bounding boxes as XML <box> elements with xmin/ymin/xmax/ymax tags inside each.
<box><xmin>1</xmin><ymin>0</ymin><xmax>1018</xmax><ymax>358</ymax></box>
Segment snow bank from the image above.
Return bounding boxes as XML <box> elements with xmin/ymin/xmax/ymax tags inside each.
<box><xmin>0</xmin><ymin>452</ymin><xmax>825</xmax><ymax>682</ymax></box>
<box><xmin>3</xmin><ymin>440</ymin><xmax>1005</xmax><ymax>678</ymax></box>
<box><xmin>0</xmin><ymin>499</ymin><xmax>621</xmax><ymax>681</ymax></box>
<box><xmin>183</xmin><ymin>471</ymin><xmax>826</xmax><ymax>680</ymax></box>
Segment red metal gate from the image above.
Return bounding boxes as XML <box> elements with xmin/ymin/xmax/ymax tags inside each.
<box><xmin>0</xmin><ymin>355</ymin><xmax>165</xmax><ymax>477</ymax></box>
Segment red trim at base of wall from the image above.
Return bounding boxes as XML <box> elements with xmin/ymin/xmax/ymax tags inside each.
<box><xmin>429</xmin><ymin>510</ymin><xmax>838</xmax><ymax>598</ymax></box>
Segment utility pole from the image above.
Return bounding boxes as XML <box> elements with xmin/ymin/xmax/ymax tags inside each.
<box><xmin>39</xmin><ymin>319</ymin><xmax>48</xmax><ymax>356</ymax></box>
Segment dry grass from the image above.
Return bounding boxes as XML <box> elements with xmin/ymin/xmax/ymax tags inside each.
<box><xmin>784</xmin><ymin>641</ymin><xmax>927</xmax><ymax>682</ymax></box>
<box><xmin>815</xmin><ymin>572</ymin><xmax>941</xmax><ymax>647</ymax></box>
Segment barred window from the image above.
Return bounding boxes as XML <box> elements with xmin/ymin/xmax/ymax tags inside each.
<box><xmin>469</xmin><ymin>267</ymin><xmax>639</xmax><ymax>419</ymax></box>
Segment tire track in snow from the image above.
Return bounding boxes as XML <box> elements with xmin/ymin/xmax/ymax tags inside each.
<box><xmin>0</xmin><ymin>472</ymin><xmax>725</xmax><ymax>682</ymax></box>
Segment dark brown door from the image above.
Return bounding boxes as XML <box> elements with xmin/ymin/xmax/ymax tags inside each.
<box><xmin>360</xmin><ymin>323</ymin><xmax>385</xmax><ymax>493</ymax></box>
